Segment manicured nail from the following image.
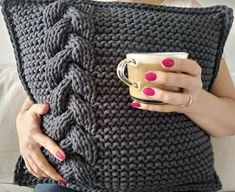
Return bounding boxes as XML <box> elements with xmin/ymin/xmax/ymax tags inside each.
<box><xmin>144</xmin><ymin>72</ymin><xmax>157</xmax><ymax>81</ymax></box>
<box><xmin>131</xmin><ymin>101</ymin><xmax>141</xmax><ymax>108</ymax></box>
<box><xmin>58</xmin><ymin>179</ymin><xmax>67</xmax><ymax>186</ymax></box>
<box><xmin>162</xmin><ymin>58</ymin><xmax>174</xmax><ymax>68</ymax></box>
<box><xmin>143</xmin><ymin>87</ymin><xmax>155</xmax><ymax>96</ymax></box>
<box><xmin>56</xmin><ymin>150</ymin><xmax>65</xmax><ymax>161</ymax></box>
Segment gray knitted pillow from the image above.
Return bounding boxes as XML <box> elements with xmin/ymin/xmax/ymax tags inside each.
<box><xmin>1</xmin><ymin>0</ymin><xmax>233</xmax><ymax>191</ymax></box>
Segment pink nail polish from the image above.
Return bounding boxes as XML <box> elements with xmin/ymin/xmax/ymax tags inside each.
<box><xmin>143</xmin><ymin>87</ymin><xmax>155</xmax><ymax>96</ymax></box>
<box><xmin>131</xmin><ymin>101</ymin><xmax>141</xmax><ymax>108</ymax></box>
<box><xmin>144</xmin><ymin>72</ymin><xmax>157</xmax><ymax>81</ymax></box>
<box><xmin>58</xmin><ymin>179</ymin><xmax>67</xmax><ymax>186</ymax></box>
<box><xmin>56</xmin><ymin>151</ymin><xmax>65</xmax><ymax>161</ymax></box>
<box><xmin>162</xmin><ymin>58</ymin><xmax>174</xmax><ymax>68</ymax></box>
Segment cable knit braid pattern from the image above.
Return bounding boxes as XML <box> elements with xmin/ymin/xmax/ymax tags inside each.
<box><xmin>1</xmin><ymin>0</ymin><xmax>234</xmax><ymax>191</ymax></box>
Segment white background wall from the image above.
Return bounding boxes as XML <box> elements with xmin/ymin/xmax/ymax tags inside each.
<box><xmin>0</xmin><ymin>0</ymin><xmax>234</xmax><ymax>81</ymax></box>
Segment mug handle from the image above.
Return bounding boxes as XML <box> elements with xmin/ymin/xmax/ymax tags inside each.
<box><xmin>116</xmin><ymin>58</ymin><xmax>139</xmax><ymax>89</ymax></box>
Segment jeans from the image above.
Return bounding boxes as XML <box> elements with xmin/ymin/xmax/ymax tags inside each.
<box><xmin>34</xmin><ymin>184</ymin><xmax>77</xmax><ymax>192</ymax></box>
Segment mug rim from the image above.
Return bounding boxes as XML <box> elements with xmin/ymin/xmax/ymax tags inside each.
<box><xmin>126</xmin><ymin>52</ymin><xmax>188</xmax><ymax>57</ymax></box>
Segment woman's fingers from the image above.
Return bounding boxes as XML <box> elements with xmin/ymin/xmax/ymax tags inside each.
<box><xmin>28</xmin><ymin>103</ymin><xmax>50</xmax><ymax>116</ymax></box>
<box><xmin>31</xmin><ymin>132</ymin><xmax>65</xmax><ymax>162</ymax></box>
<box><xmin>160</xmin><ymin>57</ymin><xmax>202</xmax><ymax>77</ymax></box>
<box><xmin>131</xmin><ymin>100</ymin><xmax>181</xmax><ymax>113</ymax></box>
<box><xmin>27</xmin><ymin>156</ymin><xmax>48</xmax><ymax>178</ymax></box>
<box><xmin>30</xmin><ymin>148</ymin><xmax>64</xmax><ymax>181</ymax></box>
<box><xmin>17</xmin><ymin>100</ymin><xmax>65</xmax><ymax>181</ymax></box>
<box><xmin>144</xmin><ymin>71</ymin><xmax>202</xmax><ymax>91</ymax></box>
<box><xmin>20</xmin><ymin>97</ymin><xmax>34</xmax><ymax>112</ymax></box>
<box><xmin>142</xmin><ymin>87</ymin><xmax>190</xmax><ymax>106</ymax></box>
<box><xmin>24</xmin><ymin>158</ymin><xmax>43</xmax><ymax>179</ymax></box>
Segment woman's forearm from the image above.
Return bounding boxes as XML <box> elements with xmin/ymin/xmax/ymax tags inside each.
<box><xmin>184</xmin><ymin>89</ymin><xmax>235</xmax><ymax>138</ymax></box>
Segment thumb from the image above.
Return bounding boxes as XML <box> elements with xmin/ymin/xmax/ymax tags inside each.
<box><xmin>32</xmin><ymin>132</ymin><xmax>66</xmax><ymax>161</ymax></box>
<box><xmin>29</xmin><ymin>103</ymin><xmax>50</xmax><ymax>115</ymax></box>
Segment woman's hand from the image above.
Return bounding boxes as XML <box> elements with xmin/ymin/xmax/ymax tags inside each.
<box><xmin>130</xmin><ymin>57</ymin><xmax>203</xmax><ymax>114</ymax></box>
<box><xmin>16</xmin><ymin>97</ymin><xmax>66</xmax><ymax>182</ymax></box>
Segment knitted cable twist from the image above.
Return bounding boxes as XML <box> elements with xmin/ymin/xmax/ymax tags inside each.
<box><xmin>42</xmin><ymin>0</ymin><xmax>98</xmax><ymax>185</ymax></box>
<box><xmin>1</xmin><ymin>0</ymin><xmax>234</xmax><ymax>191</ymax></box>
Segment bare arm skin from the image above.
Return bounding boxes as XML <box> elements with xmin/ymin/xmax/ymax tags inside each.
<box><xmin>184</xmin><ymin>58</ymin><xmax>235</xmax><ymax>137</ymax></box>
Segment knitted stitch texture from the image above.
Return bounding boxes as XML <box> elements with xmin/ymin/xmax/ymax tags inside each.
<box><xmin>1</xmin><ymin>0</ymin><xmax>234</xmax><ymax>191</ymax></box>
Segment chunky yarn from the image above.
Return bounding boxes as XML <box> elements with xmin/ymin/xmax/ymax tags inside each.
<box><xmin>1</xmin><ymin>0</ymin><xmax>233</xmax><ymax>191</ymax></box>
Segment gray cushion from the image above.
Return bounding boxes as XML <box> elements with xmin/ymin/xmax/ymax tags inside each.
<box><xmin>1</xmin><ymin>0</ymin><xmax>234</xmax><ymax>191</ymax></box>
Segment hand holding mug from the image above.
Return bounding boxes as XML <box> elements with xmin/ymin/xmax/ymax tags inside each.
<box><xmin>132</xmin><ymin>57</ymin><xmax>203</xmax><ymax>113</ymax></box>
<box><xmin>117</xmin><ymin>52</ymin><xmax>203</xmax><ymax>113</ymax></box>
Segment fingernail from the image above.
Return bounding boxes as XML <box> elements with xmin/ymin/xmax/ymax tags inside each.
<box><xmin>162</xmin><ymin>58</ymin><xmax>174</xmax><ymax>68</ymax></box>
<box><xmin>56</xmin><ymin>150</ymin><xmax>65</xmax><ymax>161</ymax></box>
<box><xmin>144</xmin><ymin>72</ymin><xmax>157</xmax><ymax>81</ymax></box>
<box><xmin>131</xmin><ymin>101</ymin><xmax>141</xmax><ymax>108</ymax></box>
<box><xmin>58</xmin><ymin>179</ymin><xmax>67</xmax><ymax>186</ymax></box>
<box><xmin>143</xmin><ymin>87</ymin><xmax>155</xmax><ymax>96</ymax></box>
